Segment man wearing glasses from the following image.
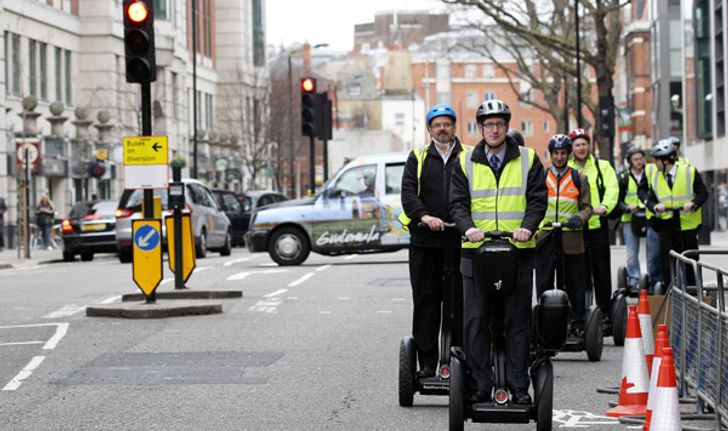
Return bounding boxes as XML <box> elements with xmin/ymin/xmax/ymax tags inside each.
<box><xmin>450</xmin><ymin>99</ymin><xmax>547</xmax><ymax>403</ymax></box>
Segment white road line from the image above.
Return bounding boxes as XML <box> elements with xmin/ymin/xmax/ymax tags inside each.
<box><xmin>224</xmin><ymin>257</ymin><xmax>251</xmax><ymax>266</ymax></box>
<box><xmin>0</xmin><ymin>341</ymin><xmax>44</xmax><ymax>347</ymax></box>
<box><xmin>319</xmin><ymin>311</ymin><xmax>332</xmax><ymax>314</ymax></box>
<box><xmin>376</xmin><ymin>310</ymin><xmax>392</xmax><ymax>314</ymax></box>
<box><xmin>195</xmin><ymin>266</ymin><xmax>213</xmax><ymax>273</ymax></box>
<box><xmin>337</xmin><ymin>297</ymin><xmax>350</xmax><ymax>300</ymax></box>
<box><xmin>316</xmin><ymin>264</ymin><xmax>332</xmax><ymax>272</ymax></box>
<box><xmin>43</xmin><ymin>322</ymin><xmax>69</xmax><ymax>350</ymax></box>
<box><xmin>344</xmin><ymin>255</ymin><xmax>357</xmax><ymax>260</ymax></box>
<box><xmin>288</xmin><ymin>272</ymin><xmax>315</xmax><ymax>287</ymax></box>
<box><xmin>42</xmin><ymin>305</ymin><xmax>85</xmax><ymax>319</ymax></box>
<box><xmin>259</xmin><ymin>262</ymin><xmax>278</xmax><ymax>267</ymax></box>
<box><xmin>100</xmin><ymin>295</ymin><xmax>121</xmax><ymax>304</ymax></box>
<box><xmin>264</xmin><ymin>288</ymin><xmax>288</xmax><ymax>298</ymax></box>
<box><xmin>287</xmin><ymin>297</ymin><xmax>298</xmax><ymax>300</ymax></box>
<box><xmin>2</xmin><ymin>356</ymin><xmax>46</xmax><ymax>391</ymax></box>
<box><xmin>227</xmin><ymin>269</ymin><xmax>288</xmax><ymax>281</ymax></box>
<box><xmin>392</xmin><ymin>298</ymin><xmax>406</xmax><ymax>301</ymax></box>
<box><xmin>160</xmin><ymin>278</ymin><xmax>173</xmax><ymax>285</ymax></box>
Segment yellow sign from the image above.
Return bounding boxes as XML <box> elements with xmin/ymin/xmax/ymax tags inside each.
<box><xmin>142</xmin><ymin>196</ymin><xmax>163</xmax><ymax>219</ymax></box>
<box><xmin>123</xmin><ymin>136</ymin><xmax>169</xmax><ymax>165</ymax></box>
<box><xmin>165</xmin><ymin>214</ymin><xmax>197</xmax><ymax>282</ymax></box>
<box><xmin>95</xmin><ymin>149</ymin><xmax>108</xmax><ymax>161</ymax></box>
<box><xmin>132</xmin><ymin>219</ymin><xmax>163</xmax><ymax>297</ymax></box>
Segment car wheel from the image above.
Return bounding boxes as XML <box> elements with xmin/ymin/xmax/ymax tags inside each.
<box><xmin>268</xmin><ymin>226</ymin><xmax>310</xmax><ymax>266</ymax></box>
<box><xmin>81</xmin><ymin>252</ymin><xmax>94</xmax><ymax>262</ymax></box>
<box><xmin>118</xmin><ymin>248</ymin><xmax>132</xmax><ymax>264</ymax></box>
<box><xmin>196</xmin><ymin>229</ymin><xmax>207</xmax><ymax>259</ymax></box>
<box><xmin>220</xmin><ymin>230</ymin><xmax>232</xmax><ymax>256</ymax></box>
<box><xmin>62</xmin><ymin>252</ymin><xmax>75</xmax><ymax>262</ymax></box>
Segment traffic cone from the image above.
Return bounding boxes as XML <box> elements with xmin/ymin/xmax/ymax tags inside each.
<box><xmin>648</xmin><ymin>347</ymin><xmax>681</xmax><ymax>430</ymax></box>
<box><xmin>643</xmin><ymin>324</ymin><xmax>670</xmax><ymax>431</ymax></box>
<box><xmin>606</xmin><ymin>305</ymin><xmax>650</xmax><ymax>417</ymax></box>
<box><xmin>637</xmin><ymin>289</ymin><xmax>655</xmax><ymax>375</ymax></box>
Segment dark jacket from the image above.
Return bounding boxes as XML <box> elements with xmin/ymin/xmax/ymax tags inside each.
<box><xmin>645</xmin><ymin>165</ymin><xmax>709</xmax><ymax>216</ymax></box>
<box><xmin>617</xmin><ymin>169</ymin><xmax>649</xmax><ymax>213</ymax></box>
<box><xmin>449</xmin><ymin>137</ymin><xmax>548</xmax><ymax>265</ymax></box>
<box><xmin>400</xmin><ymin>138</ymin><xmax>464</xmax><ymax>248</ymax></box>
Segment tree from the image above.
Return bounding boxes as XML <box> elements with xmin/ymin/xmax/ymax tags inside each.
<box><xmin>443</xmin><ymin>0</ymin><xmax>625</xmax><ymax>162</ymax></box>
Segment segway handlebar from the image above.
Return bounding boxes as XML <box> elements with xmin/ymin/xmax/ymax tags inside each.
<box><xmin>416</xmin><ymin>221</ymin><xmax>457</xmax><ymax>230</ymax></box>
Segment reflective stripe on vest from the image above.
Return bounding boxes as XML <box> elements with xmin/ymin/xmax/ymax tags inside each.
<box><xmin>650</xmin><ymin>163</ymin><xmax>701</xmax><ymax>230</ymax></box>
<box><xmin>460</xmin><ymin>146</ymin><xmax>536</xmax><ymax>249</ymax></box>
<box><xmin>541</xmin><ymin>168</ymin><xmax>580</xmax><ymax>231</ymax></box>
<box><xmin>621</xmin><ymin>174</ymin><xmax>642</xmax><ymax>223</ymax></box>
<box><xmin>568</xmin><ymin>155</ymin><xmax>610</xmax><ymax>229</ymax></box>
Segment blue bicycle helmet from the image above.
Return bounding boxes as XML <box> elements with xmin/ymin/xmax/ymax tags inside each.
<box><xmin>548</xmin><ymin>134</ymin><xmax>572</xmax><ymax>152</ymax></box>
<box><xmin>426</xmin><ymin>104</ymin><xmax>456</xmax><ymax>126</ymax></box>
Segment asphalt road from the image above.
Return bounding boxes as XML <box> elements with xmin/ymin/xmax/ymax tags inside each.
<box><xmin>0</xmin><ymin>245</ymin><xmax>695</xmax><ymax>430</ymax></box>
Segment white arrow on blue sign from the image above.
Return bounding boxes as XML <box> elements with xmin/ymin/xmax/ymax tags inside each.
<box><xmin>134</xmin><ymin>225</ymin><xmax>160</xmax><ymax>251</ymax></box>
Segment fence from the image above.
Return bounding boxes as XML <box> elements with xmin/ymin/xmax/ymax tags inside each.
<box><xmin>670</xmin><ymin>249</ymin><xmax>728</xmax><ymax>430</ymax></box>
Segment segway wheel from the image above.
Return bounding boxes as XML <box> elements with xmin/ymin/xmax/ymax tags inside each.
<box><xmin>398</xmin><ymin>337</ymin><xmax>416</xmax><ymax>407</ymax></box>
<box><xmin>611</xmin><ymin>296</ymin><xmax>628</xmax><ymax>347</ymax></box>
<box><xmin>535</xmin><ymin>361</ymin><xmax>553</xmax><ymax>431</ymax></box>
<box><xmin>617</xmin><ymin>266</ymin><xmax>627</xmax><ymax>291</ymax></box>
<box><xmin>449</xmin><ymin>353</ymin><xmax>465</xmax><ymax>431</ymax></box>
<box><xmin>585</xmin><ymin>308</ymin><xmax>604</xmax><ymax>362</ymax></box>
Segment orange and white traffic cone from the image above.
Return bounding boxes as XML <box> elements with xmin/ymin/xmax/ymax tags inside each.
<box><xmin>648</xmin><ymin>347</ymin><xmax>681</xmax><ymax>430</ymax></box>
<box><xmin>643</xmin><ymin>324</ymin><xmax>670</xmax><ymax>431</ymax></box>
<box><xmin>637</xmin><ymin>289</ymin><xmax>655</xmax><ymax>376</ymax></box>
<box><xmin>606</xmin><ymin>305</ymin><xmax>650</xmax><ymax>417</ymax></box>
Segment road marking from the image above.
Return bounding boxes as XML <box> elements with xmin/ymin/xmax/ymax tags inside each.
<box><xmin>316</xmin><ymin>264</ymin><xmax>332</xmax><ymax>272</ymax></box>
<box><xmin>259</xmin><ymin>262</ymin><xmax>278</xmax><ymax>267</ymax></box>
<box><xmin>2</xmin><ymin>356</ymin><xmax>46</xmax><ymax>391</ymax></box>
<box><xmin>264</xmin><ymin>288</ymin><xmax>288</xmax><ymax>298</ymax></box>
<box><xmin>288</xmin><ymin>272</ymin><xmax>315</xmax><ymax>287</ymax></box>
<box><xmin>553</xmin><ymin>410</ymin><xmax>621</xmax><ymax>427</ymax></box>
<box><xmin>287</xmin><ymin>297</ymin><xmax>298</xmax><ymax>300</ymax></box>
<box><xmin>392</xmin><ymin>298</ymin><xmax>406</xmax><ymax>301</ymax></box>
<box><xmin>44</xmin><ymin>322</ymin><xmax>69</xmax><ymax>350</ymax></box>
<box><xmin>376</xmin><ymin>310</ymin><xmax>392</xmax><ymax>314</ymax></box>
<box><xmin>344</xmin><ymin>255</ymin><xmax>357</xmax><ymax>260</ymax></box>
<box><xmin>160</xmin><ymin>278</ymin><xmax>173</xmax><ymax>285</ymax></box>
<box><xmin>0</xmin><ymin>341</ymin><xmax>45</xmax><ymax>347</ymax></box>
<box><xmin>319</xmin><ymin>311</ymin><xmax>332</xmax><ymax>314</ymax></box>
<box><xmin>227</xmin><ymin>269</ymin><xmax>288</xmax><ymax>281</ymax></box>
<box><xmin>224</xmin><ymin>257</ymin><xmax>251</xmax><ymax>266</ymax></box>
<box><xmin>42</xmin><ymin>305</ymin><xmax>85</xmax><ymax>319</ymax></box>
<box><xmin>100</xmin><ymin>295</ymin><xmax>121</xmax><ymax>304</ymax></box>
<box><xmin>337</xmin><ymin>297</ymin><xmax>350</xmax><ymax>300</ymax></box>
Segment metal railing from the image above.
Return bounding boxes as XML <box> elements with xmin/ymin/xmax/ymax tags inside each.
<box><xmin>670</xmin><ymin>249</ymin><xmax>728</xmax><ymax>430</ymax></box>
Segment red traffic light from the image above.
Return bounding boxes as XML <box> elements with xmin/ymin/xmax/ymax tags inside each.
<box><xmin>301</xmin><ymin>78</ymin><xmax>316</xmax><ymax>94</ymax></box>
<box><xmin>126</xmin><ymin>1</ymin><xmax>149</xmax><ymax>23</ymax></box>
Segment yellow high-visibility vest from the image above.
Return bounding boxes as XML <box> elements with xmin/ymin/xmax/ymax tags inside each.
<box><xmin>648</xmin><ymin>163</ymin><xmax>702</xmax><ymax>231</ymax></box>
<box><xmin>568</xmin><ymin>155</ymin><xmax>618</xmax><ymax>229</ymax></box>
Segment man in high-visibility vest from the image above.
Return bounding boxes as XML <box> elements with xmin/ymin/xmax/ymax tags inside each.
<box><xmin>536</xmin><ymin>134</ymin><xmax>592</xmax><ymax>338</ymax></box>
<box><xmin>617</xmin><ymin>147</ymin><xmax>651</xmax><ymax>287</ymax></box>
<box><xmin>400</xmin><ymin>104</ymin><xmax>466</xmax><ymax>379</ymax></box>
<box><xmin>567</xmin><ymin>128</ymin><xmax>619</xmax><ymax>330</ymax></box>
<box><xmin>645</xmin><ymin>139</ymin><xmax>708</xmax><ymax>285</ymax></box>
<box><xmin>667</xmin><ymin>135</ymin><xmax>691</xmax><ymax>166</ymax></box>
<box><xmin>450</xmin><ymin>99</ymin><xmax>547</xmax><ymax>404</ymax></box>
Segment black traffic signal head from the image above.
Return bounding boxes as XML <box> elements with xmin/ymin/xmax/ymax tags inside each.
<box><xmin>123</xmin><ymin>0</ymin><xmax>156</xmax><ymax>83</ymax></box>
<box><xmin>301</xmin><ymin>78</ymin><xmax>317</xmax><ymax>137</ymax></box>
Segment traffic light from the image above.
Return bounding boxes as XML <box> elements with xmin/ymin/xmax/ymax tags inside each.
<box><xmin>301</xmin><ymin>77</ymin><xmax>317</xmax><ymax>136</ymax></box>
<box><xmin>123</xmin><ymin>0</ymin><xmax>156</xmax><ymax>83</ymax></box>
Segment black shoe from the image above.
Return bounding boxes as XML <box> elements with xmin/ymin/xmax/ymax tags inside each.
<box><xmin>468</xmin><ymin>390</ymin><xmax>490</xmax><ymax>402</ymax></box>
<box><xmin>416</xmin><ymin>366</ymin><xmax>436</xmax><ymax>379</ymax></box>
<box><xmin>511</xmin><ymin>389</ymin><xmax>532</xmax><ymax>405</ymax></box>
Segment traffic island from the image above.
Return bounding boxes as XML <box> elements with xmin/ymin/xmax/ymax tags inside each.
<box><xmin>86</xmin><ymin>300</ymin><xmax>223</xmax><ymax>319</ymax></box>
<box><xmin>120</xmin><ymin>289</ymin><xmax>243</xmax><ymax>302</ymax></box>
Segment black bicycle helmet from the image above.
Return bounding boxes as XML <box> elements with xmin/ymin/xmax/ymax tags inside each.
<box><xmin>547</xmin><ymin>134</ymin><xmax>572</xmax><ymax>152</ymax></box>
<box><xmin>507</xmin><ymin>129</ymin><xmax>524</xmax><ymax>147</ymax></box>
<box><xmin>476</xmin><ymin>99</ymin><xmax>511</xmax><ymax>123</ymax></box>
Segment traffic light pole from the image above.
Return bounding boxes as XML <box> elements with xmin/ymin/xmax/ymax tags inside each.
<box><xmin>141</xmin><ymin>81</ymin><xmax>156</xmax><ymax>303</ymax></box>
<box><xmin>308</xmin><ymin>135</ymin><xmax>315</xmax><ymax>195</ymax></box>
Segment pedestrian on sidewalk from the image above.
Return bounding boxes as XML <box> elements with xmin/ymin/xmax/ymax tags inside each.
<box><xmin>0</xmin><ymin>197</ymin><xmax>6</xmax><ymax>251</ymax></box>
<box><xmin>35</xmin><ymin>195</ymin><xmax>55</xmax><ymax>249</ymax></box>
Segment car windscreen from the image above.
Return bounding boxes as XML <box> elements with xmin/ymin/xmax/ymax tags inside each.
<box><xmin>92</xmin><ymin>201</ymin><xmax>119</xmax><ymax>216</ymax></box>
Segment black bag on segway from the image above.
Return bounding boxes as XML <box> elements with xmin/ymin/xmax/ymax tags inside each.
<box><xmin>533</xmin><ymin>289</ymin><xmax>570</xmax><ymax>351</ymax></box>
<box><xmin>472</xmin><ymin>239</ymin><xmax>519</xmax><ymax>296</ymax></box>
<box><xmin>630</xmin><ymin>213</ymin><xmax>647</xmax><ymax>238</ymax></box>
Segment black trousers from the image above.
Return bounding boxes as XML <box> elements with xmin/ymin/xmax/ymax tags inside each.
<box><xmin>586</xmin><ymin>226</ymin><xmax>612</xmax><ymax>316</ymax></box>
<box><xmin>408</xmin><ymin>245</ymin><xmax>463</xmax><ymax>369</ymax></box>
<box><xmin>535</xmin><ymin>235</ymin><xmax>586</xmax><ymax>328</ymax></box>
<box><xmin>461</xmin><ymin>255</ymin><xmax>532</xmax><ymax>392</ymax></box>
<box><xmin>654</xmin><ymin>219</ymin><xmax>700</xmax><ymax>286</ymax></box>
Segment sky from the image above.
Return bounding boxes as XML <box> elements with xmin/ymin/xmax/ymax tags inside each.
<box><xmin>266</xmin><ymin>0</ymin><xmax>448</xmax><ymax>52</ymax></box>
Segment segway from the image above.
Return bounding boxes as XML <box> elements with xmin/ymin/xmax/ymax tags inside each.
<box><xmin>545</xmin><ymin>222</ymin><xmax>603</xmax><ymax>362</ymax></box>
<box><xmin>449</xmin><ymin>231</ymin><xmax>568</xmax><ymax>431</ymax></box>
<box><xmin>399</xmin><ymin>223</ymin><xmax>459</xmax><ymax>406</ymax></box>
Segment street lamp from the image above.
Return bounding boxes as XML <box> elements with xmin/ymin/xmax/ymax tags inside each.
<box><xmin>286</xmin><ymin>43</ymin><xmax>328</xmax><ymax>197</ymax></box>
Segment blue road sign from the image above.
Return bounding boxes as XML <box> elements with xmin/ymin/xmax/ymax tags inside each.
<box><xmin>134</xmin><ymin>224</ymin><xmax>160</xmax><ymax>251</ymax></box>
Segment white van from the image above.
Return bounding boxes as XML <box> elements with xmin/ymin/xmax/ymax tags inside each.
<box><xmin>245</xmin><ymin>153</ymin><xmax>410</xmax><ymax>265</ymax></box>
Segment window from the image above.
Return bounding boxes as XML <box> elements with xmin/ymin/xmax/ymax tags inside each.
<box><xmin>257</xmin><ymin>194</ymin><xmax>276</xmax><ymax>208</ymax></box>
<box><xmin>332</xmin><ymin>165</ymin><xmax>377</xmax><ymax>197</ymax></box>
<box><xmin>55</xmin><ymin>47</ymin><xmax>62</xmax><ymax>102</ymax></box>
<box><xmin>669</xmin><ymin>20</ymin><xmax>682</xmax><ymax>77</ymax></box>
<box><xmin>484</xmin><ymin>91</ymin><xmax>496</xmax><ymax>101</ymax></box>
<box><xmin>467</xmin><ymin>120</ymin><xmax>478</xmax><ymax>136</ymax></box>
<box><xmin>464</xmin><ymin>64</ymin><xmax>477</xmax><ymax>78</ymax></box>
<box><xmin>153</xmin><ymin>0</ymin><xmax>169</xmax><ymax>20</ymax></box>
<box><xmin>395</xmin><ymin>112</ymin><xmax>405</xmax><ymax>127</ymax></box>
<box><xmin>252</xmin><ymin>0</ymin><xmax>265</xmax><ymax>66</ymax></box>
<box><xmin>543</xmin><ymin>121</ymin><xmax>551</xmax><ymax>133</ymax></box>
<box><xmin>466</xmin><ymin>92</ymin><xmax>477</xmax><ymax>108</ymax></box>
<box><xmin>385</xmin><ymin>163</ymin><xmax>404</xmax><ymax>195</ymax></box>
<box><xmin>3</xmin><ymin>32</ymin><xmax>8</xmax><ymax>95</ymax></box>
<box><xmin>29</xmin><ymin>39</ymin><xmax>36</xmax><ymax>96</ymax></box>
<box><xmin>64</xmin><ymin>49</ymin><xmax>72</xmax><ymax>105</ymax></box>
<box><xmin>11</xmin><ymin>33</ymin><xmax>21</xmax><ymax>96</ymax></box>
<box><xmin>220</xmin><ymin>194</ymin><xmax>241</xmax><ymax>212</ymax></box>
<box><xmin>521</xmin><ymin>120</ymin><xmax>534</xmax><ymax>137</ymax></box>
<box><xmin>171</xmin><ymin>71</ymin><xmax>179</xmax><ymax>119</ymax></box>
<box><xmin>483</xmin><ymin>64</ymin><xmax>495</xmax><ymax>78</ymax></box>
<box><xmin>39</xmin><ymin>43</ymin><xmax>47</xmax><ymax>100</ymax></box>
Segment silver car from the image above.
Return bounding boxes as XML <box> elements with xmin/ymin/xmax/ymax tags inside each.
<box><xmin>114</xmin><ymin>179</ymin><xmax>232</xmax><ymax>263</ymax></box>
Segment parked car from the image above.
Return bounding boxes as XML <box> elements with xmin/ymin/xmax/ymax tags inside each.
<box><xmin>245</xmin><ymin>153</ymin><xmax>409</xmax><ymax>265</ymax></box>
<box><xmin>115</xmin><ymin>179</ymin><xmax>232</xmax><ymax>263</ymax></box>
<box><xmin>212</xmin><ymin>189</ymin><xmax>246</xmax><ymax>246</ymax></box>
<box><xmin>226</xmin><ymin>191</ymin><xmax>289</xmax><ymax>245</ymax></box>
<box><xmin>60</xmin><ymin>200</ymin><xmax>118</xmax><ymax>262</ymax></box>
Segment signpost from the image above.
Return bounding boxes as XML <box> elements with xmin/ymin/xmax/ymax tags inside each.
<box><xmin>165</xmin><ymin>214</ymin><xmax>196</xmax><ymax>283</ymax></box>
<box><xmin>132</xmin><ymin>219</ymin><xmax>163</xmax><ymax>301</ymax></box>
